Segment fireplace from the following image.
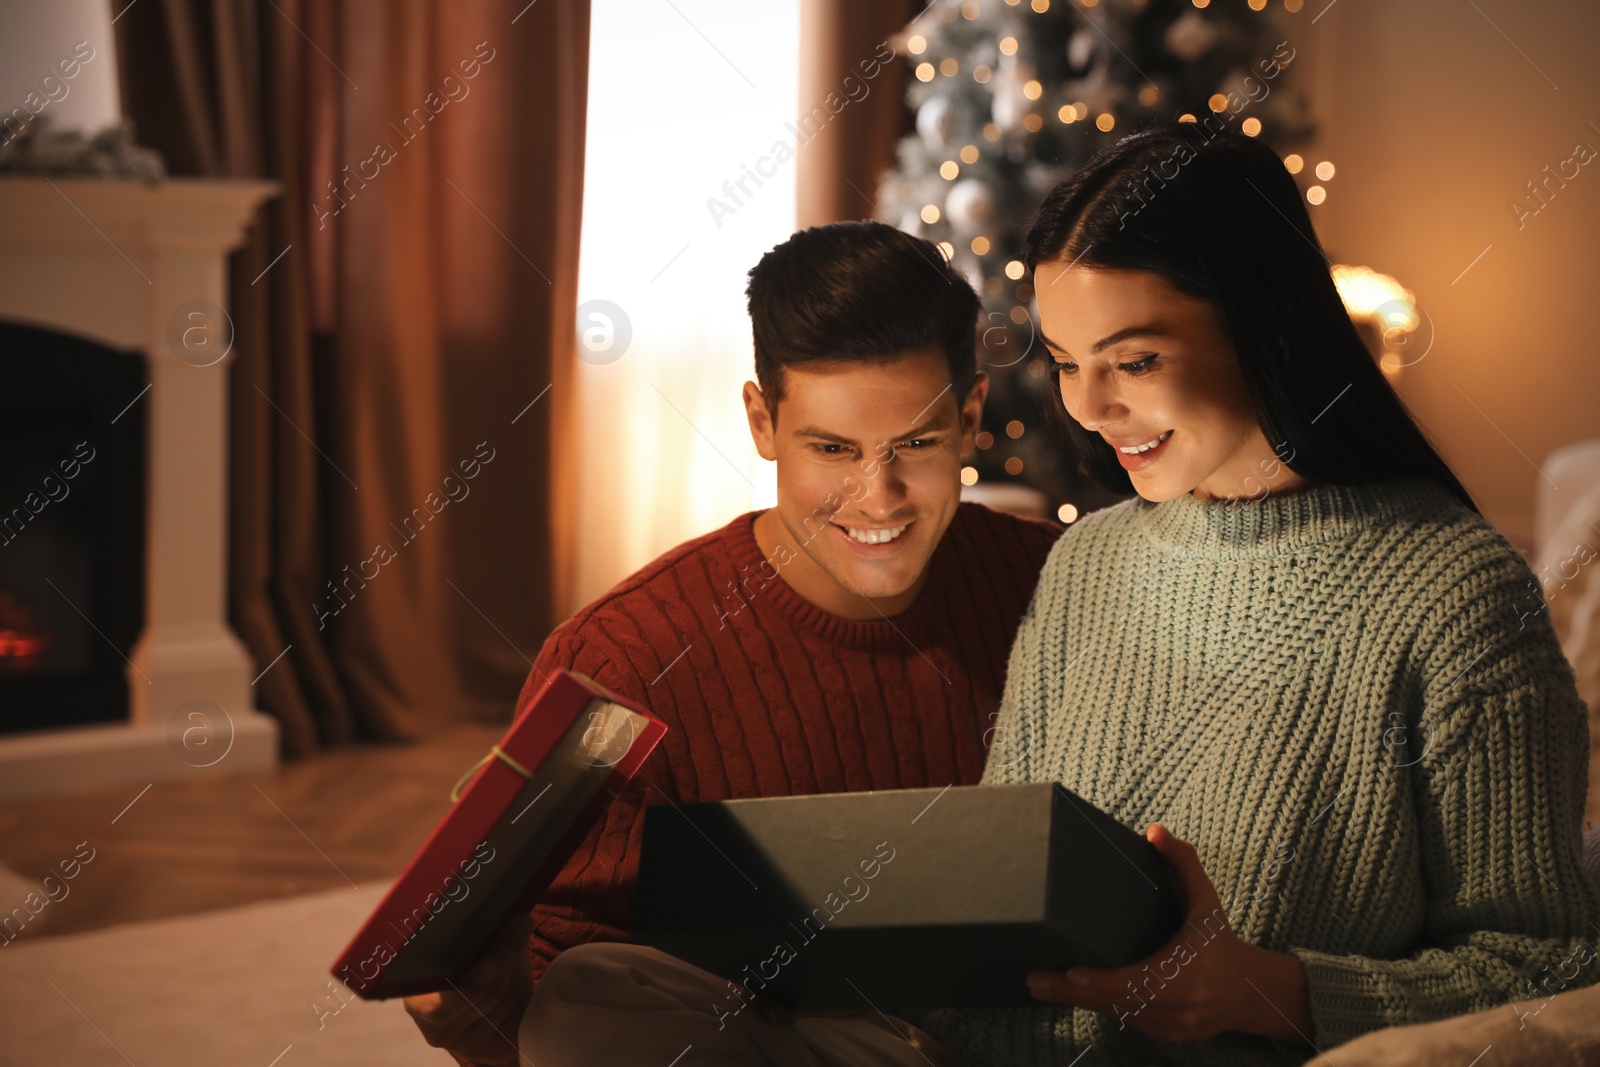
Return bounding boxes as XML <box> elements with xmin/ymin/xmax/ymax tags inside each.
<box><xmin>0</xmin><ymin>177</ymin><xmax>279</xmax><ymax>798</ymax></box>
<box><xmin>0</xmin><ymin>322</ymin><xmax>147</xmax><ymax>734</ymax></box>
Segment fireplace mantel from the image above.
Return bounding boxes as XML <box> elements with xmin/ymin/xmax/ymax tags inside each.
<box><xmin>0</xmin><ymin>177</ymin><xmax>281</xmax><ymax>799</ymax></box>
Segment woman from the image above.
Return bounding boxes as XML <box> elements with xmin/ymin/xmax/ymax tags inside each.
<box><xmin>919</xmin><ymin>124</ymin><xmax>1599</xmax><ymax>1065</ymax></box>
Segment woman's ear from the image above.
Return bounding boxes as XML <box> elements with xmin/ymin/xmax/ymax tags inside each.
<box><xmin>743</xmin><ymin>381</ymin><xmax>779</xmax><ymax>461</ymax></box>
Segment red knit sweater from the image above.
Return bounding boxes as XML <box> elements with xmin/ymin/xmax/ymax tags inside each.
<box><xmin>516</xmin><ymin>503</ymin><xmax>1061</xmax><ymax>981</ymax></box>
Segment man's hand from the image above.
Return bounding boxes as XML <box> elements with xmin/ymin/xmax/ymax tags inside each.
<box><xmin>1024</xmin><ymin>823</ymin><xmax>1314</xmax><ymax>1043</ymax></box>
<box><xmin>403</xmin><ymin>912</ymin><xmax>535</xmax><ymax>1065</ymax></box>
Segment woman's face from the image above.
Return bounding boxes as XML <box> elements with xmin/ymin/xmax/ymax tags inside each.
<box><xmin>1034</xmin><ymin>263</ymin><xmax>1300</xmax><ymax>502</ymax></box>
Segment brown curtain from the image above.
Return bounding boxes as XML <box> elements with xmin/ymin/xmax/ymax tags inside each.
<box><xmin>796</xmin><ymin>0</ymin><xmax>922</xmax><ymax>228</ymax></box>
<box><xmin>114</xmin><ymin>0</ymin><xmax>588</xmax><ymax>755</ymax></box>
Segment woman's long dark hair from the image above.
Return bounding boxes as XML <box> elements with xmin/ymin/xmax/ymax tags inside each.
<box><xmin>1025</xmin><ymin>123</ymin><xmax>1476</xmax><ymax>511</ymax></box>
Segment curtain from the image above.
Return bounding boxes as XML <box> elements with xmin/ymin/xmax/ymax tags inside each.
<box><xmin>796</xmin><ymin>0</ymin><xmax>922</xmax><ymax>229</ymax></box>
<box><xmin>114</xmin><ymin>0</ymin><xmax>588</xmax><ymax>755</ymax></box>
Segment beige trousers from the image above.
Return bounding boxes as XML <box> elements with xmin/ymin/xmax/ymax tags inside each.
<box><xmin>517</xmin><ymin>942</ymin><xmax>963</xmax><ymax>1066</ymax></box>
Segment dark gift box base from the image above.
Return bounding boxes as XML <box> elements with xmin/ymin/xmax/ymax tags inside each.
<box><xmin>633</xmin><ymin>782</ymin><xmax>1184</xmax><ymax>1011</ymax></box>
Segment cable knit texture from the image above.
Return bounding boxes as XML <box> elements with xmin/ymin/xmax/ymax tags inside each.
<box><xmin>518</xmin><ymin>504</ymin><xmax>1061</xmax><ymax>983</ymax></box>
<box><xmin>920</xmin><ymin>478</ymin><xmax>1600</xmax><ymax>1066</ymax></box>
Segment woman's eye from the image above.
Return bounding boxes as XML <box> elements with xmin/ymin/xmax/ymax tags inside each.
<box><xmin>1052</xmin><ymin>360</ymin><xmax>1078</xmax><ymax>376</ymax></box>
<box><xmin>1119</xmin><ymin>355</ymin><xmax>1159</xmax><ymax>375</ymax></box>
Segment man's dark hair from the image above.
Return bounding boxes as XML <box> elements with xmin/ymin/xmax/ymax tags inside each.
<box><xmin>745</xmin><ymin>221</ymin><xmax>981</xmax><ymax>416</ymax></box>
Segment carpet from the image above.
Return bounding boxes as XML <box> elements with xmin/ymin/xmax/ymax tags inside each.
<box><xmin>0</xmin><ymin>880</ymin><xmax>449</xmax><ymax>1065</ymax></box>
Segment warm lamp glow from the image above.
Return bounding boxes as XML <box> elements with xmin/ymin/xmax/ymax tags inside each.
<box><xmin>1333</xmin><ymin>264</ymin><xmax>1421</xmax><ymax>374</ymax></box>
<box><xmin>1333</xmin><ymin>265</ymin><xmax>1418</xmax><ymax>329</ymax></box>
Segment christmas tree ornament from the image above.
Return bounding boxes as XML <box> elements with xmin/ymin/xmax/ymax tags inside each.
<box><xmin>945</xmin><ymin>178</ymin><xmax>995</xmax><ymax>230</ymax></box>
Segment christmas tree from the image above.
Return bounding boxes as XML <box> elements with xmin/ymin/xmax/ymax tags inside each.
<box><xmin>880</xmin><ymin>0</ymin><xmax>1314</xmax><ymax>520</ymax></box>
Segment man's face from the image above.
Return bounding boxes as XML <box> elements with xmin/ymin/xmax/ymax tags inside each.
<box><xmin>744</xmin><ymin>346</ymin><xmax>986</xmax><ymax>620</ymax></box>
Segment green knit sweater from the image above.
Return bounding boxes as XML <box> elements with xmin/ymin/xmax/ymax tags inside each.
<box><xmin>920</xmin><ymin>477</ymin><xmax>1600</xmax><ymax>1066</ymax></box>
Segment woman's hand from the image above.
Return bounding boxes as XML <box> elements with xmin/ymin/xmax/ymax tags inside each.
<box><xmin>1025</xmin><ymin>823</ymin><xmax>1314</xmax><ymax>1044</ymax></box>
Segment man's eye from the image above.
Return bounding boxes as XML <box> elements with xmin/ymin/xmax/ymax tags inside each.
<box><xmin>1119</xmin><ymin>355</ymin><xmax>1159</xmax><ymax>375</ymax></box>
<box><xmin>816</xmin><ymin>443</ymin><xmax>847</xmax><ymax>455</ymax></box>
<box><xmin>900</xmin><ymin>438</ymin><xmax>933</xmax><ymax>450</ymax></box>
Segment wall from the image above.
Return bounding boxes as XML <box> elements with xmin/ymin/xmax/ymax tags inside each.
<box><xmin>1296</xmin><ymin>0</ymin><xmax>1600</xmax><ymax>547</ymax></box>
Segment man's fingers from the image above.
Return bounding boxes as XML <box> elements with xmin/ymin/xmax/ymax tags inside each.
<box><xmin>403</xmin><ymin>987</ymin><xmax>476</xmax><ymax>1032</ymax></box>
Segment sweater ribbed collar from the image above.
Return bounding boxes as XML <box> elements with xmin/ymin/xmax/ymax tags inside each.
<box><xmin>1136</xmin><ymin>477</ymin><xmax>1461</xmax><ymax>560</ymax></box>
<box><xmin>723</xmin><ymin>511</ymin><xmax>951</xmax><ymax>649</ymax></box>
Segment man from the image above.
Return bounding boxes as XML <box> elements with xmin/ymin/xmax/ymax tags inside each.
<box><xmin>405</xmin><ymin>221</ymin><xmax>1062</xmax><ymax>1064</ymax></box>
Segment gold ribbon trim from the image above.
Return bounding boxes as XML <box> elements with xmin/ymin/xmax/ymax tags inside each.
<box><xmin>450</xmin><ymin>743</ymin><xmax>534</xmax><ymax>802</ymax></box>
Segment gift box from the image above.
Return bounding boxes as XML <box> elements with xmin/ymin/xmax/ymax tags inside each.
<box><xmin>632</xmin><ymin>782</ymin><xmax>1184</xmax><ymax>1010</ymax></box>
<box><xmin>331</xmin><ymin>669</ymin><xmax>666</xmax><ymax>1000</ymax></box>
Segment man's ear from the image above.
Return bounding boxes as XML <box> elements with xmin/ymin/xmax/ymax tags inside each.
<box><xmin>743</xmin><ymin>381</ymin><xmax>778</xmax><ymax>461</ymax></box>
<box><xmin>958</xmin><ymin>371</ymin><xmax>990</xmax><ymax>455</ymax></box>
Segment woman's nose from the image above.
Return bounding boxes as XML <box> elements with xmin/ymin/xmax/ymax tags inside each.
<box><xmin>1071</xmin><ymin>373</ymin><xmax>1121</xmax><ymax>431</ymax></box>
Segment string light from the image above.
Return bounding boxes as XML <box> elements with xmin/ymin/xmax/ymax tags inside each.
<box><xmin>916</xmin><ymin>62</ymin><xmax>935</xmax><ymax>82</ymax></box>
<box><xmin>1058</xmin><ymin>503</ymin><xmax>1079</xmax><ymax>523</ymax></box>
<box><xmin>1178</xmin><ymin>113</ymin><xmax>1197</xmax><ymax>122</ymax></box>
<box><xmin>1023</xmin><ymin>80</ymin><xmax>1043</xmax><ymax>100</ymax></box>
<box><xmin>1005</xmin><ymin>457</ymin><xmax>1025</xmax><ymax>475</ymax></box>
<box><xmin>976</xmin><ymin>431</ymin><xmax>994</xmax><ymax>449</ymax></box>
<box><xmin>961</xmin><ymin>466</ymin><xmax>980</xmax><ymax>485</ymax></box>
<box><xmin>983</xmin><ymin>122</ymin><xmax>1002</xmax><ymax>141</ymax></box>
<box><xmin>1283</xmin><ymin>153</ymin><xmax>1303</xmax><ymax>173</ymax></box>
<box><xmin>1059</xmin><ymin>104</ymin><xmax>1077</xmax><ymax>123</ymax></box>
<box><xmin>1207</xmin><ymin>93</ymin><xmax>1228</xmax><ymax>112</ymax></box>
<box><xmin>1307</xmin><ymin>185</ymin><xmax>1326</xmax><ymax>204</ymax></box>
<box><xmin>907</xmin><ymin>35</ymin><xmax>927</xmax><ymax>55</ymax></box>
<box><xmin>971</xmin><ymin>235</ymin><xmax>991</xmax><ymax>254</ymax></box>
<box><xmin>961</xmin><ymin>1</ymin><xmax>981</xmax><ymax>17</ymax></box>
<box><xmin>960</xmin><ymin>144</ymin><xmax>980</xmax><ymax>163</ymax></box>
<box><xmin>1248</xmin><ymin>0</ymin><xmax>1267</xmax><ymax>9</ymax></box>
<box><xmin>1006</xmin><ymin>420</ymin><xmax>1025</xmax><ymax>438</ymax></box>
<box><xmin>1285</xmin><ymin>0</ymin><xmax>1304</xmax><ymax>10</ymax></box>
<box><xmin>1023</xmin><ymin>114</ymin><xmax>1043</xmax><ymax>132</ymax></box>
<box><xmin>1242</xmin><ymin>117</ymin><xmax>1262</xmax><ymax>136</ymax></box>
<box><xmin>973</xmin><ymin>65</ymin><xmax>992</xmax><ymax>83</ymax></box>
<box><xmin>937</xmin><ymin>240</ymin><xmax>955</xmax><ymax>260</ymax></box>
<box><xmin>1031</xmin><ymin>0</ymin><xmax>1050</xmax><ymax>11</ymax></box>
<box><xmin>1009</xmin><ymin>306</ymin><xmax>1029</xmax><ymax>324</ymax></box>
<box><xmin>1192</xmin><ymin>0</ymin><xmax>1210</xmax><ymax>7</ymax></box>
<box><xmin>921</xmin><ymin>204</ymin><xmax>942</xmax><ymax>223</ymax></box>
<box><xmin>1316</xmin><ymin>160</ymin><xmax>1336</xmax><ymax>180</ymax></box>
<box><xmin>1096</xmin><ymin>112</ymin><xmax>1115</xmax><ymax>131</ymax></box>
<box><xmin>940</xmin><ymin>161</ymin><xmax>960</xmax><ymax>179</ymax></box>
<box><xmin>999</xmin><ymin>36</ymin><xmax>1019</xmax><ymax>55</ymax></box>
<box><xmin>1138</xmin><ymin>85</ymin><xmax>1159</xmax><ymax>106</ymax></box>
<box><xmin>940</xmin><ymin>57</ymin><xmax>960</xmax><ymax>77</ymax></box>
<box><xmin>1004</xmin><ymin>260</ymin><xmax>1026</xmax><ymax>280</ymax></box>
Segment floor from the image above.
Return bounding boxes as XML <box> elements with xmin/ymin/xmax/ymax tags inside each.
<box><xmin>0</xmin><ymin>722</ymin><xmax>504</xmax><ymax>943</ymax></box>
